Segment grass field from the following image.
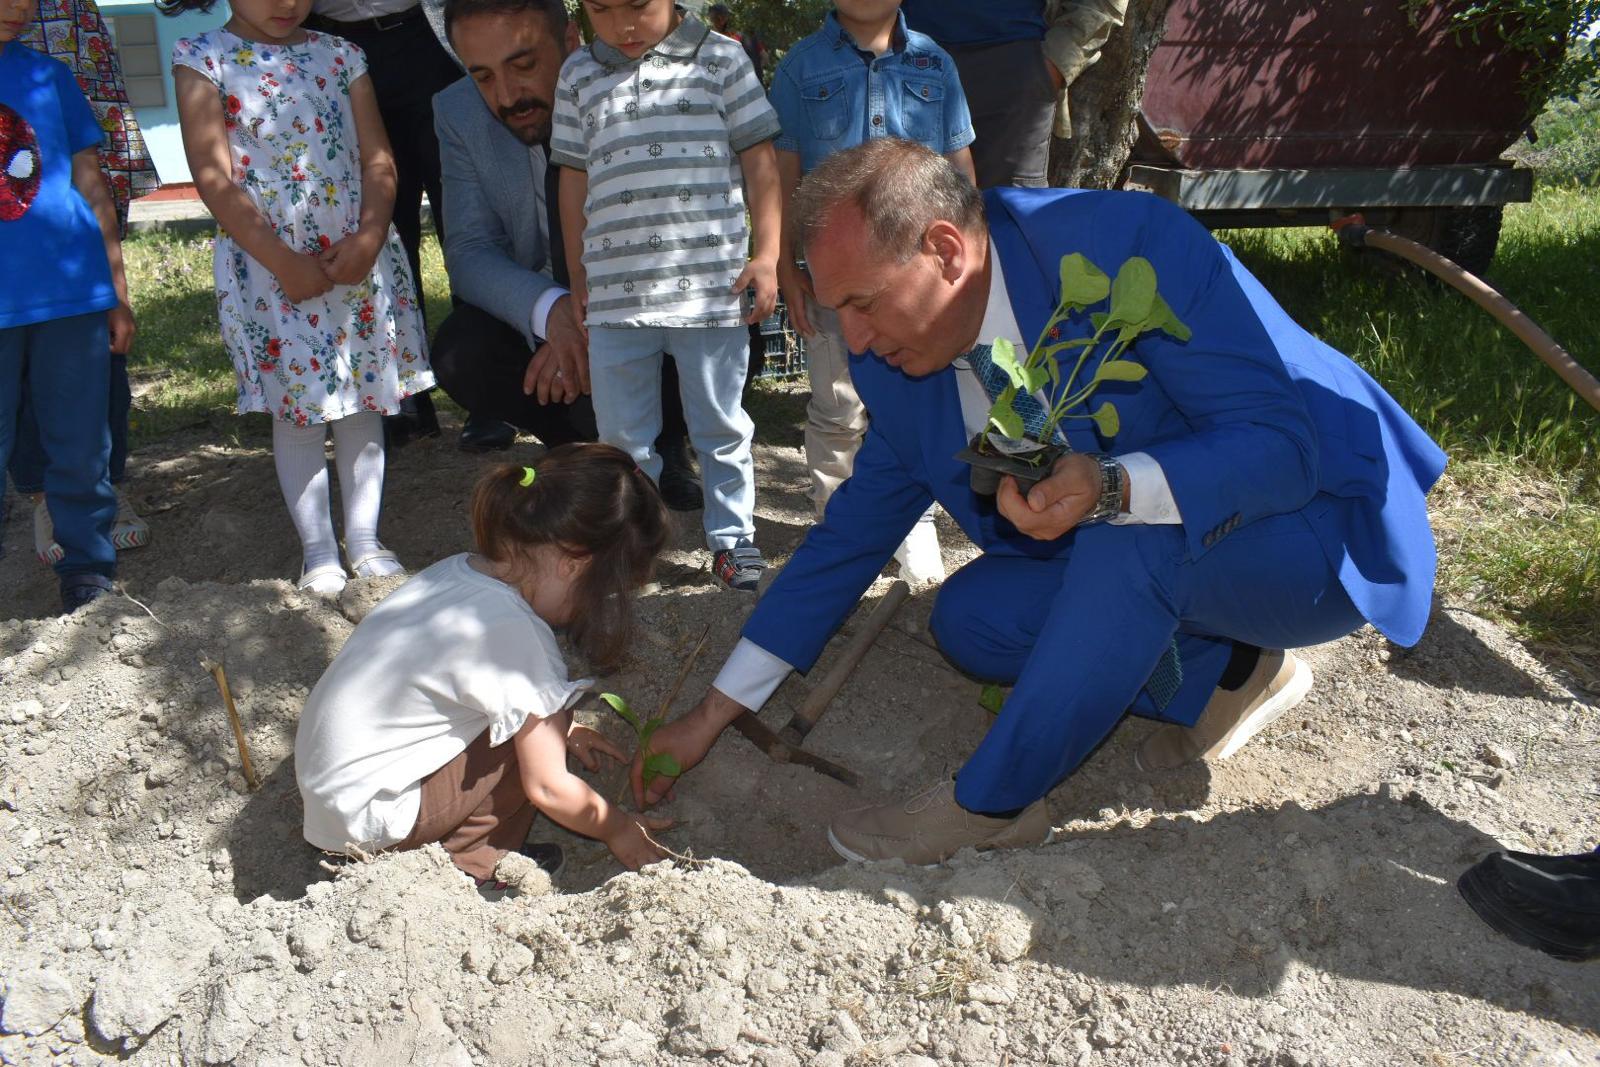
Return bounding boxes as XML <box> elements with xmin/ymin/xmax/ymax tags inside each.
<box><xmin>117</xmin><ymin>186</ymin><xmax>1600</xmax><ymax>656</ymax></box>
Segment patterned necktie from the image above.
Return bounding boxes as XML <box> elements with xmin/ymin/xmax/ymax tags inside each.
<box><xmin>965</xmin><ymin>342</ymin><xmax>1065</xmax><ymax>445</ymax></box>
<box><xmin>963</xmin><ymin>343</ymin><xmax>1183</xmax><ymax>711</ymax></box>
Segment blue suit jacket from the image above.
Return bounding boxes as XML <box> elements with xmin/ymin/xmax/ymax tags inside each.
<box><xmin>744</xmin><ymin>188</ymin><xmax>1447</xmax><ymax>671</ymax></box>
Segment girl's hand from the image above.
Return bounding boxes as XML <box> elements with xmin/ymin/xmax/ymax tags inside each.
<box><xmin>108</xmin><ymin>302</ymin><xmax>136</xmax><ymax>355</ymax></box>
<box><xmin>276</xmin><ymin>253</ymin><xmax>336</xmax><ymax>303</ymax></box>
<box><xmin>319</xmin><ymin>229</ymin><xmax>383</xmax><ymax>287</ymax></box>
<box><xmin>567</xmin><ymin>723</ymin><xmax>626</xmax><ymax>772</ymax></box>
<box><xmin>604</xmin><ymin>813</ymin><xmax>674</xmax><ymax>870</ymax></box>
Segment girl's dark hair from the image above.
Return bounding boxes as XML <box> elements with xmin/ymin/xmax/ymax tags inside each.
<box><xmin>156</xmin><ymin>0</ymin><xmax>223</xmax><ymax>16</ymax></box>
<box><xmin>471</xmin><ymin>443</ymin><xmax>669</xmax><ymax>669</ymax></box>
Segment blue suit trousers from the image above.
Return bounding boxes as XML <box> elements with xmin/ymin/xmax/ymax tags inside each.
<box><xmin>932</xmin><ymin>512</ymin><xmax>1365</xmax><ymax>814</ymax></box>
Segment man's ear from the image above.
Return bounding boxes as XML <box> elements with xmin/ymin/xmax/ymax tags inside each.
<box><xmin>924</xmin><ymin>220</ymin><xmax>968</xmax><ymax>283</ymax></box>
<box><xmin>563</xmin><ymin>19</ymin><xmax>581</xmax><ymax>56</ymax></box>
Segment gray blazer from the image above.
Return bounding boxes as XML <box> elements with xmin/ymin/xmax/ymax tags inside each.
<box><xmin>432</xmin><ymin>76</ymin><xmax>560</xmax><ymax>351</ymax></box>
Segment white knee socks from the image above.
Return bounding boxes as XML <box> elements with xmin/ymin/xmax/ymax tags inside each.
<box><xmin>272</xmin><ymin>412</ymin><xmax>398</xmax><ymax>579</ymax></box>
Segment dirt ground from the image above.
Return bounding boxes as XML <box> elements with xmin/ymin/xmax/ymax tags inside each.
<box><xmin>1</xmin><ymin>407</ymin><xmax>1597</xmax><ymax>1066</ymax></box>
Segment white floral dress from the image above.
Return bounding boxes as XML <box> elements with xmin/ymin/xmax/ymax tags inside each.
<box><xmin>172</xmin><ymin>30</ymin><xmax>433</xmax><ymax>424</ymax></box>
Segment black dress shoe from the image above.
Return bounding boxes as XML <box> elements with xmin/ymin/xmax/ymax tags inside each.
<box><xmin>406</xmin><ymin>389</ymin><xmax>441</xmax><ymax>438</ymax></box>
<box><xmin>459</xmin><ymin>413</ymin><xmax>518</xmax><ymax>453</ymax></box>
<box><xmin>1459</xmin><ymin>849</ymin><xmax>1600</xmax><ymax>961</ymax></box>
<box><xmin>658</xmin><ymin>439</ymin><xmax>703</xmax><ymax>512</ymax></box>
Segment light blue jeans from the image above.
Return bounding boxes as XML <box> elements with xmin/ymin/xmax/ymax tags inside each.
<box><xmin>587</xmin><ymin>325</ymin><xmax>755</xmax><ymax>551</ymax></box>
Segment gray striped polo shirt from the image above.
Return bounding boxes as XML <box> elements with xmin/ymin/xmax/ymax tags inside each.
<box><xmin>550</xmin><ymin>15</ymin><xmax>781</xmax><ymax>328</ymax></box>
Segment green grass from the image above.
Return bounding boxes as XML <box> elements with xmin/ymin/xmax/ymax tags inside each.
<box><xmin>119</xmin><ymin>187</ymin><xmax>1600</xmax><ymax>653</ymax></box>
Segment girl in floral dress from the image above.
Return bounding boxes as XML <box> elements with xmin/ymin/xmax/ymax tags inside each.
<box><xmin>166</xmin><ymin>0</ymin><xmax>433</xmax><ymax>597</ymax></box>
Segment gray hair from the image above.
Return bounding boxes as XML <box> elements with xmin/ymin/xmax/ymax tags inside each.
<box><xmin>790</xmin><ymin>140</ymin><xmax>985</xmax><ymax>263</ymax></box>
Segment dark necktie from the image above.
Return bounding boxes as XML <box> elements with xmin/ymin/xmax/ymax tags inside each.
<box><xmin>541</xmin><ymin>148</ymin><xmax>568</xmax><ymax>287</ymax></box>
<box><xmin>963</xmin><ymin>343</ymin><xmax>1183</xmax><ymax>711</ymax></box>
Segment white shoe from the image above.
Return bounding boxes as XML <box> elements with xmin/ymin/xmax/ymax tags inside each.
<box><xmin>347</xmin><ymin>546</ymin><xmax>405</xmax><ymax>579</ymax></box>
<box><xmin>297</xmin><ymin>563</ymin><xmax>347</xmax><ymax>599</ymax></box>
<box><xmin>892</xmin><ymin>518</ymin><xmax>945</xmax><ymax>586</ymax></box>
<box><xmin>32</xmin><ymin>497</ymin><xmax>64</xmax><ymax>565</ymax></box>
<box><xmin>110</xmin><ymin>490</ymin><xmax>151</xmax><ymax>550</ymax></box>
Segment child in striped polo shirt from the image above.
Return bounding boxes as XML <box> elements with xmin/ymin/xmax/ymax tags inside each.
<box><xmin>552</xmin><ymin>0</ymin><xmax>782</xmax><ymax>592</ymax></box>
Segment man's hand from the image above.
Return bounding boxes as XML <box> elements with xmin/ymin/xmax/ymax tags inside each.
<box><xmin>629</xmin><ymin>689</ymin><xmax>745</xmax><ymax>809</ymax></box>
<box><xmin>995</xmin><ymin>452</ymin><xmax>1101</xmax><ymax>540</ymax></box>
<box><xmin>318</xmin><ymin>228</ymin><xmax>383</xmax><ymax>286</ymax></box>
<box><xmin>777</xmin><ymin>257</ymin><xmax>816</xmax><ymax>337</ymax></box>
<box><xmin>107</xmin><ymin>302</ymin><xmax>136</xmax><ymax>355</ymax></box>
<box><xmin>567</xmin><ymin>723</ymin><xmax>627</xmax><ymax>772</ymax></box>
<box><xmin>733</xmin><ymin>256</ymin><xmax>778</xmax><ymax>325</ymax></box>
<box><xmin>522</xmin><ymin>294</ymin><xmax>590</xmax><ymax>405</ymax></box>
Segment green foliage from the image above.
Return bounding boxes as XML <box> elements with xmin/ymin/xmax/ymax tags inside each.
<box><xmin>983</xmin><ymin>254</ymin><xmax>1189</xmax><ymax>446</ymax></box>
<box><xmin>1511</xmin><ymin>46</ymin><xmax>1600</xmax><ymax>186</ymax></box>
<box><xmin>1407</xmin><ymin>0</ymin><xmax>1600</xmax><ymax>109</ymax></box>
<box><xmin>600</xmin><ymin>693</ymin><xmax>681</xmax><ymax>789</ymax></box>
<box><xmin>978</xmin><ymin>684</ymin><xmax>1005</xmax><ymax>716</ymax></box>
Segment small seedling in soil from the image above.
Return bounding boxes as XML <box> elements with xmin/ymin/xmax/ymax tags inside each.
<box><xmin>979</xmin><ymin>684</ymin><xmax>1006</xmax><ymax>716</ymax></box>
<box><xmin>599</xmin><ymin>693</ymin><xmax>681</xmax><ymax>791</ymax></box>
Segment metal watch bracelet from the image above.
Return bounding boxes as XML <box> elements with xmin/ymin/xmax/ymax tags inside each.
<box><xmin>1080</xmin><ymin>453</ymin><xmax>1126</xmax><ymax>525</ymax></box>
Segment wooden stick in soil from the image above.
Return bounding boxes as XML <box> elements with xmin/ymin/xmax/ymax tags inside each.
<box><xmin>200</xmin><ymin>656</ymin><xmax>260</xmax><ymax>791</ymax></box>
<box><xmin>657</xmin><ymin>624</ymin><xmax>710</xmax><ymax>724</ymax></box>
<box><xmin>778</xmin><ymin>579</ymin><xmax>910</xmax><ymax>748</ymax></box>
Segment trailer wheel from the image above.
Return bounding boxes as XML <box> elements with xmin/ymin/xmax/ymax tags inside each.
<box><xmin>1366</xmin><ymin>205</ymin><xmax>1505</xmax><ymax>277</ymax></box>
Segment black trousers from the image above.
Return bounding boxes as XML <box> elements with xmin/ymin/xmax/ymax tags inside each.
<box><xmin>309</xmin><ymin>9</ymin><xmax>462</xmax><ymax>301</ymax></box>
<box><xmin>943</xmin><ymin>39</ymin><xmax>1057</xmax><ymax>189</ymax></box>
<box><xmin>432</xmin><ymin>303</ymin><xmax>688</xmax><ymax>448</ymax></box>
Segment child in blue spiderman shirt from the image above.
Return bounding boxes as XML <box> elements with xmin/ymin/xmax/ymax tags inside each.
<box><xmin>0</xmin><ymin>0</ymin><xmax>135</xmax><ymax>613</ymax></box>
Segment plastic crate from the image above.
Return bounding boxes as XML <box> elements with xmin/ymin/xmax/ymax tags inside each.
<box><xmin>756</xmin><ymin>295</ymin><xmax>808</xmax><ymax>380</ymax></box>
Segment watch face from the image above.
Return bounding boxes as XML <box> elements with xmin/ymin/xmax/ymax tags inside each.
<box><xmin>0</xmin><ymin>103</ymin><xmax>43</xmax><ymax>223</ymax></box>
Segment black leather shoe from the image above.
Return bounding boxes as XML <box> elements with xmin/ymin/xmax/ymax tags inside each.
<box><xmin>60</xmin><ymin>573</ymin><xmax>112</xmax><ymax>614</ymax></box>
<box><xmin>406</xmin><ymin>390</ymin><xmax>440</xmax><ymax>438</ymax></box>
<box><xmin>1459</xmin><ymin>849</ymin><xmax>1600</xmax><ymax>961</ymax></box>
<box><xmin>658</xmin><ymin>441</ymin><xmax>703</xmax><ymax>511</ymax></box>
<box><xmin>459</xmin><ymin>413</ymin><xmax>518</xmax><ymax>453</ymax></box>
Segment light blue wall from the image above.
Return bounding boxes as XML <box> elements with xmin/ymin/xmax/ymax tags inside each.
<box><xmin>101</xmin><ymin>0</ymin><xmax>228</xmax><ymax>183</ymax></box>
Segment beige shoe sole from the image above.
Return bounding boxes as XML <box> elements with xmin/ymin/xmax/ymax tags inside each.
<box><xmin>1212</xmin><ymin>655</ymin><xmax>1313</xmax><ymax>760</ymax></box>
<box><xmin>826</xmin><ymin>823</ymin><xmax>1056</xmax><ymax>866</ymax></box>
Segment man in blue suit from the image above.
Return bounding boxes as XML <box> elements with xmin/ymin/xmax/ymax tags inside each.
<box><xmin>632</xmin><ymin>140</ymin><xmax>1446</xmax><ymax>865</ymax></box>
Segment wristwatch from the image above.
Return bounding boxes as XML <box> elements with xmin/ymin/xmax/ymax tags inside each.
<box><xmin>1080</xmin><ymin>453</ymin><xmax>1127</xmax><ymax>525</ymax></box>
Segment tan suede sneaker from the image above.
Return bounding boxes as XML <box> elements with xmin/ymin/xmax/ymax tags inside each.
<box><xmin>1134</xmin><ymin>649</ymin><xmax>1313</xmax><ymax>773</ymax></box>
<box><xmin>827</xmin><ymin>780</ymin><xmax>1053</xmax><ymax>865</ymax></box>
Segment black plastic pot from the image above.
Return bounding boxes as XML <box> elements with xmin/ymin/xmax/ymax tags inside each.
<box><xmin>954</xmin><ymin>434</ymin><xmax>1065</xmax><ymax>496</ymax></box>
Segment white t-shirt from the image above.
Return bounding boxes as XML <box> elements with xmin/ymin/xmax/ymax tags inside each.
<box><xmin>295</xmin><ymin>554</ymin><xmax>592</xmax><ymax>853</ymax></box>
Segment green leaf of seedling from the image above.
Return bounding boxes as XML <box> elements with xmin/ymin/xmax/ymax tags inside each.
<box><xmin>599</xmin><ymin>692</ymin><xmax>640</xmax><ymax>733</ymax></box>
<box><xmin>1106</xmin><ymin>256</ymin><xmax>1157</xmax><ymax>328</ymax></box>
<box><xmin>1150</xmin><ymin>294</ymin><xmax>1192</xmax><ymax>342</ymax></box>
<box><xmin>988</xmin><ymin>337</ymin><xmax>1028</xmax><ymax>389</ymax></box>
<box><xmin>1020</xmin><ymin>362</ymin><xmax>1052</xmax><ymax>394</ymax></box>
<box><xmin>641</xmin><ymin>751</ymin><xmax>682</xmax><ymax>788</ymax></box>
<box><xmin>1090</xmin><ymin>401</ymin><xmax>1121</xmax><ymax>438</ymax></box>
<box><xmin>638</xmin><ymin>718</ymin><xmax>660</xmax><ymax>750</ymax></box>
<box><xmin>1090</xmin><ymin>311</ymin><xmax>1110</xmax><ymax>333</ymax></box>
<box><xmin>978</xmin><ymin>684</ymin><xmax>1005</xmax><ymax>716</ymax></box>
<box><xmin>1058</xmin><ymin>253</ymin><xmax>1111</xmax><ymax>310</ymax></box>
<box><xmin>1094</xmin><ymin>360</ymin><xmax>1148</xmax><ymax>384</ymax></box>
<box><xmin>986</xmin><ymin>388</ymin><xmax>1026</xmax><ymax>440</ymax></box>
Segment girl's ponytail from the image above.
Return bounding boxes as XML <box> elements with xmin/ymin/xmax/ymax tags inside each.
<box><xmin>471</xmin><ymin>443</ymin><xmax>669</xmax><ymax>669</ymax></box>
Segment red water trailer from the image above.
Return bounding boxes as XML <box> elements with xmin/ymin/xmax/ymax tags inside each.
<box><xmin>1125</xmin><ymin>0</ymin><xmax>1542</xmax><ymax>272</ymax></box>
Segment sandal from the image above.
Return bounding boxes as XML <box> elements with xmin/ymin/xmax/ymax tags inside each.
<box><xmin>348</xmin><ymin>546</ymin><xmax>405</xmax><ymax>579</ymax></box>
<box><xmin>297</xmin><ymin>563</ymin><xmax>347</xmax><ymax>598</ymax></box>
<box><xmin>110</xmin><ymin>490</ymin><xmax>151</xmax><ymax>551</ymax></box>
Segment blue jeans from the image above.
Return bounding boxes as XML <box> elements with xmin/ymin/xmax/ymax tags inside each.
<box><xmin>9</xmin><ymin>350</ymin><xmax>130</xmax><ymax>492</ymax></box>
<box><xmin>930</xmin><ymin>513</ymin><xmax>1366</xmax><ymax>813</ymax></box>
<box><xmin>587</xmin><ymin>325</ymin><xmax>755</xmax><ymax>551</ymax></box>
<box><xmin>0</xmin><ymin>314</ymin><xmax>116</xmax><ymax>579</ymax></box>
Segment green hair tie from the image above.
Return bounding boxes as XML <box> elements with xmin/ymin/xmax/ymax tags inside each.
<box><xmin>519</xmin><ymin>466</ymin><xmax>537</xmax><ymax>487</ymax></box>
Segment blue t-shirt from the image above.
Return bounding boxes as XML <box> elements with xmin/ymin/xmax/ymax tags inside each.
<box><xmin>0</xmin><ymin>42</ymin><xmax>114</xmax><ymax>329</ymax></box>
<box><xmin>901</xmin><ymin>0</ymin><xmax>1046</xmax><ymax>47</ymax></box>
<box><xmin>770</xmin><ymin>10</ymin><xmax>974</xmax><ymax>175</ymax></box>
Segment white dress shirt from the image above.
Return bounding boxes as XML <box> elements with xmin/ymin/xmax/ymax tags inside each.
<box><xmin>526</xmin><ymin>143</ymin><xmax>566</xmax><ymax>341</ymax></box>
<box><xmin>711</xmin><ymin>242</ymin><xmax>1181</xmax><ymax>711</ymax></box>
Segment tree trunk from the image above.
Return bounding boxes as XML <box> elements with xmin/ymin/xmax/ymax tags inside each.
<box><xmin>1049</xmin><ymin>0</ymin><xmax>1175</xmax><ymax>189</ymax></box>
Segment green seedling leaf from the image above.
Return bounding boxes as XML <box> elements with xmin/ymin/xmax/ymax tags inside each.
<box><xmin>986</xmin><ymin>387</ymin><xmax>1026</xmax><ymax>440</ymax></box>
<box><xmin>638</xmin><ymin>718</ymin><xmax>660</xmax><ymax>750</ymax></box>
<box><xmin>1090</xmin><ymin>401</ymin><xmax>1121</xmax><ymax>438</ymax></box>
<box><xmin>641</xmin><ymin>751</ymin><xmax>682</xmax><ymax>788</ymax></box>
<box><xmin>1058</xmin><ymin>253</ymin><xmax>1111</xmax><ymax>309</ymax></box>
<box><xmin>1094</xmin><ymin>360</ymin><xmax>1148</xmax><ymax>383</ymax></box>
<box><xmin>1107</xmin><ymin>256</ymin><xmax>1157</xmax><ymax>328</ymax></box>
<box><xmin>978</xmin><ymin>684</ymin><xmax>1005</xmax><ymax>716</ymax></box>
<box><xmin>988</xmin><ymin>337</ymin><xmax>1027</xmax><ymax>389</ymax></box>
<box><xmin>1150</xmin><ymin>294</ymin><xmax>1192</xmax><ymax>342</ymax></box>
<box><xmin>599</xmin><ymin>692</ymin><xmax>640</xmax><ymax>732</ymax></box>
<box><xmin>1090</xmin><ymin>311</ymin><xmax>1110</xmax><ymax>332</ymax></box>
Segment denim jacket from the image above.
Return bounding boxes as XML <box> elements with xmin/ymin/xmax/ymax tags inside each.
<box><xmin>769</xmin><ymin>10</ymin><xmax>974</xmax><ymax>174</ymax></box>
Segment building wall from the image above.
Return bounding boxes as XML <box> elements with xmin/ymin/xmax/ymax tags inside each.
<box><xmin>100</xmin><ymin>0</ymin><xmax>227</xmax><ymax>183</ymax></box>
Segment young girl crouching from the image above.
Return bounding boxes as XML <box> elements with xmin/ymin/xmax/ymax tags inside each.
<box><xmin>295</xmin><ymin>444</ymin><xmax>672</xmax><ymax>881</ymax></box>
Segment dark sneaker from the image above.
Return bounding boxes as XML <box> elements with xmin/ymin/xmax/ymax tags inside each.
<box><xmin>658</xmin><ymin>443</ymin><xmax>703</xmax><ymax>512</ymax></box>
<box><xmin>712</xmin><ymin>539</ymin><xmax>766</xmax><ymax>592</ymax></box>
<box><xmin>458</xmin><ymin>413</ymin><xmax>517</xmax><ymax>453</ymax></box>
<box><xmin>60</xmin><ymin>574</ymin><xmax>113</xmax><ymax>615</ymax></box>
<box><xmin>1458</xmin><ymin>849</ymin><xmax>1600</xmax><ymax>962</ymax></box>
<box><xmin>827</xmin><ymin>779</ymin><xmax>1053</xmax><ymax>865</ymax></box>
